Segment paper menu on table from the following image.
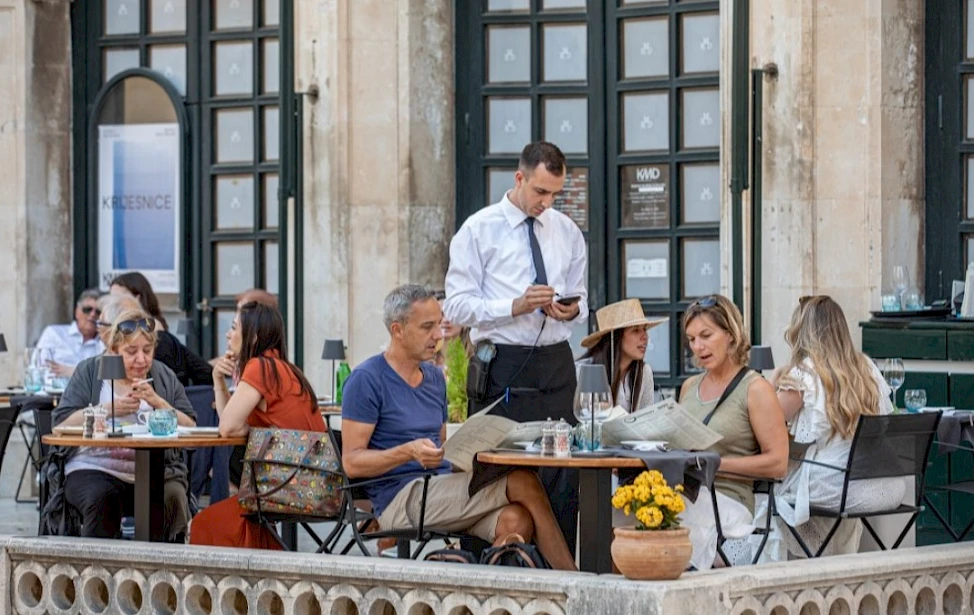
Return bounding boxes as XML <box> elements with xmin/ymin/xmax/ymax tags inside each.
<box><xmin>442</xmin><ymin>405</ymin><xmax>544</xmax><ymax>472</ymax></box>
<box><xmin>601</xmin><ymin>398</ymin><xmax>723</xmax><ymax>450</ymax></box>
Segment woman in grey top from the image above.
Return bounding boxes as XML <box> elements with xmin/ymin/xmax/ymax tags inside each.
<box><xmin>41</xmin><ymin>308</ymin><xmax>196</xmax><ymax>540</ymax></box>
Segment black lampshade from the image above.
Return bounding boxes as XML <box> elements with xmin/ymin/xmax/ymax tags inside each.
<box><xmin>749</xmin><ymin>346</ymin><xmax>775</xmax><ymax>372</ymax></box>
<box><xmin>322</xmin><ymin>339</ymin><xmax>346</xmax><ymax>361</ymax></box>
<box><xmin>0</xmin><ymin>334</ymin><xmax>7</xmax><ymax>353</ymax></box>
<box><xmin>97</xmin><ymin>354</ymin><xmax>127</xmax><ymax>380</ymax></box>
<box><xmin>577</xmin><ymin>364</ymin><xmax>611</xmax><ymax>394</ymax></box>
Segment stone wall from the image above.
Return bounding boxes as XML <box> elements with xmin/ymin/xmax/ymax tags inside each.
<box><xmin>5</xmin><ymin>536</ymin><xmax>974</xmax><ymax>614</ymax></box>
<box><xmin>0</xmin><ymin>0</ymin><xmax>73</xmax><ymax>386</ymax></box>
<box><xmin>296</xmin><ymin>0</ymin><xmax>455</xmax><ymax>393</ymax></box>
<box><xmin>751</xmin><ymin>0</ymin><xmax>925</xmax><ymax>358</ymax></box>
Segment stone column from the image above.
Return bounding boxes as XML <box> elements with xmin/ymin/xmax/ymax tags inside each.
<box><xmin>751</xmin><ymin>0</ymin><xmax>924</xmax><ymax>358</ymax></box>
<box><xmin>0</xmin><ymin>0</ymin><xmax>73</xmax><ymax>384</ymax></box>
<box><xmin>296</xmin><ymin>0</ymin><xmax>454</xmax><ymax>392</ymax></box>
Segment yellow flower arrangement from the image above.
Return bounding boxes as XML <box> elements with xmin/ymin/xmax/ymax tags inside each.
<box><xmin>611</xmin><ymin>469</ymin><xmax>686</xmax><ymax>530</ymax></box>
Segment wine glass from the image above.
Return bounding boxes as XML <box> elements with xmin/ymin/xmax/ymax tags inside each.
<box><xmin>573</xmin><ymin>390</ymin><xmax>612</xmax><ymax>451</ymax></box>
<box><xmin>883</xmin><ymin>358</ymin><xmax>906</xmax><ymax>411</ymax></box>
<box><xmin>891</xmin><ymin>266</ymin><xmax>910</xmax><ymax>309</ymax></box>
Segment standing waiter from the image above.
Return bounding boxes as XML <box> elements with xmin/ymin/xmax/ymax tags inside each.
<box><xmin>444</xmin><ymin>141</ymin><xmax>588</xmax><ymax>551</ymax></box>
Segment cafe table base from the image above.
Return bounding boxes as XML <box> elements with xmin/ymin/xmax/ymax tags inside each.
<box><xmin>578</xmin><ymin>468</ymin><xmax>614</xmax><ymax>574</ymax></box>
<box><xmin>134</xmin><ymin>449</ymin><xmax>166</xmax><ymax>542</ymax></box>
<box><xmin>42</xmin><ymin>433</ymin><xmax>247</xmax><ymax>543</ymax></box>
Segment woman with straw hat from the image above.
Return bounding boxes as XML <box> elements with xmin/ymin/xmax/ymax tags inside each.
<box><xmin>577</xmin><ymin>299</ymin><xmax>668</xmax><ymax>412</ymax></box>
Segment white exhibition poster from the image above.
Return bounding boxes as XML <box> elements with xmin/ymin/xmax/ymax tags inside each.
<box><xmin>97</xmin><ymin>123</ymin><xmax>181</xmax><ymax>293</ymax></box>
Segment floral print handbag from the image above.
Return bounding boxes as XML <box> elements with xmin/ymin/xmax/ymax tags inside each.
<box><xmin>237</xmin><ymin>428</ymin><xmax>343</xmax><ymax>518</ymax></box>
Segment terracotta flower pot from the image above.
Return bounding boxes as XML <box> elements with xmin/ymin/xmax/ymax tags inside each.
<box><xmin>611</xmin><ymin>526</ymin><xmax>692</xmax><ymax>580</ymax></box>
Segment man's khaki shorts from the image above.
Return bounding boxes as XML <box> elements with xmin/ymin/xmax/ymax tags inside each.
<box><xmin>377</xmin><ymin>472</ymin><xmax>510</xmax><ymax>543</ymax></box>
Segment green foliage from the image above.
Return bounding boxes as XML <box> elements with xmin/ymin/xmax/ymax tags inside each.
<box><xmin>445</xmin><ymin>337</ymin><xmax>469</xmax><ymax>423</ymax></box>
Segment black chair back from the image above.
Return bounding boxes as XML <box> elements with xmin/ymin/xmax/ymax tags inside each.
<box><xmin>0</xmin><ymin>406</ymin><xmax>19</xmax><ymax>476</ymax></box>
<box><xmin>33</xmin><ymin>407</ymin><xmax>54</xmax><ymax>460</ymax></box>
<box><xmin>183</xmin><ymin>385</ymin><xmax>216</xmax><ymax>425</ymax></box>
<box><xmin>846</xmin><ymin>412</ymin><xmax>942</xmax><ymax>487</ymax></box>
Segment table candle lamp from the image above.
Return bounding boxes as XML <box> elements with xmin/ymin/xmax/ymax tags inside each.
<box><xmin>97</xmin><ymin>354</ymin><xmax>128</xmax><ymax>438</ymax></box>
<box><xmin>574</xmin><ymin>364</ymin><xmax>612</xmax><ymax>451</ymax></box>
<box><xmin>748</xmin><ymin>346</ymin><xmax>775</xmax><ymax>373</ymax></box>
<box><xmin>321</xmin><ymin>339</ymin><xmax>346</xmax><ymax>403</ymax></box>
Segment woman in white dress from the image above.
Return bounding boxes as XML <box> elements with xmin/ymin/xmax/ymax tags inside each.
<box><xmin>762</xmin><ymin>295</ymin><xmax>906</xmax><ymax>561</ymax></box>
<box><xmin>576</xmin><ymin>298</ymin><xmax>667</xmax><ymax>412</ymax></box>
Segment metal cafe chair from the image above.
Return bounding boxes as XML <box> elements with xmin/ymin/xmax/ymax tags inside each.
<box><xmin>780</xmin><ymin>412</ymin><xmax>942</xmax><ymax>557</ymax></box>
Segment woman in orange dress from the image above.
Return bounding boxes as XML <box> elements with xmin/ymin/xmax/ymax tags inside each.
<box><xmin>190</xmin><ymin>301</ymin><xmax>325</xmax><ymax>549</ymax></box>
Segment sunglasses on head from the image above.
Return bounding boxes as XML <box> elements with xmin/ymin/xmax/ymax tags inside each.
<box><xmin>81</xmin><ymin>306</ymin><xmax>102</xmax><ymax>316</ymax></box>
<box><xmin>96</xmin><ymin>318</ymin><xmax>155</xmax><ymax>334</ymax></box>
<box><xmin>689</xmin><ymin>295</ymin><xmax>718</xmax><ymax>310</ymax></box>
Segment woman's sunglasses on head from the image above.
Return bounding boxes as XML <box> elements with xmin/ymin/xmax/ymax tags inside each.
<box><xmin>95</xmin><ymin>318</ymin><xmax>155</xmax><ymax>334</ymax></box>
<box><xmin>689</xmin><ymin>295</ymin><xmax>718</xmax><ymax>310</ymax></box>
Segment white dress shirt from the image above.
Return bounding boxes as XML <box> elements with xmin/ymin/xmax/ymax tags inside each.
<box><xmin>35</xmin><ymin>322</ymin><xmax>105</xmax><ymax>367</ymax></box>
<box><xmin>444</xmin><ymin>192</ymin><xmax>588</xmax><ymax>346</ymax></box>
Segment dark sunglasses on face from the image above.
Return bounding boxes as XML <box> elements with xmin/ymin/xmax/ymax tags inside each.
<box><xmin>95</xmin><ymin>318</ymin><xmax>155</xmax><ymax>334</ymax></box>
<box><xmin>80</xmin><ymin>306</ymin><xmax>102</xmax><ymax>316</ymax></box>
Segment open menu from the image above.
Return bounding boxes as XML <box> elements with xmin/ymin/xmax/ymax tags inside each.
<box><xmin>600</xmin><ymin>398</ymin><xmax>723</xmax><ymax>451</ymax></box>
<box><xmin>443</xmin><ymin>398</ymin><xmax>722</xmax><ymax>471</ymax></box>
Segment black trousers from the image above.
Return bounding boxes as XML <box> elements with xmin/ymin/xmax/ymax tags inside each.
<box><xmin>468</xmin><ymin>341</ymin><xmax>579</xmax><ymax>554</ymax></box>
<box><xmin>64</xmin><ymin>469</ymin><xmax>189</xmax><ymax>541</ymax></box>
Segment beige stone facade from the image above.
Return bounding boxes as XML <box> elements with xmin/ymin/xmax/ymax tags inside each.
<box><xmin>0</xmin><ymin>0</ymin><xmax>932</xmax><ymax>389</ymax></box>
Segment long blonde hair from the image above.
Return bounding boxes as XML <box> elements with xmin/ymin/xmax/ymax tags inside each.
<box><xmin>783</xmin><ymin>296</ymin><xmax>880</xmax><ymax>439</ymax></box>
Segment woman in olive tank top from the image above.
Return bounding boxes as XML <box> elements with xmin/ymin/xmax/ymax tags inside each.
<box><xmin>677</xmin><ymin>295</ymin><xmax>788</xmax><ymax>569</ymax></box>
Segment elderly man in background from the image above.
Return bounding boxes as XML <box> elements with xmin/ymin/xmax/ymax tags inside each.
<box><xmin>35</xmin><ymin>289</ymin><xmax>105</xmax><ymax>379</ymax></box>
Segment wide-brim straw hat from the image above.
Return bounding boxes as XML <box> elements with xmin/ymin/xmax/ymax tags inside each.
<box><xmin>580</xmin><ymin>299</ymin><xmax>668</xmax><ymax>348</ymax></box>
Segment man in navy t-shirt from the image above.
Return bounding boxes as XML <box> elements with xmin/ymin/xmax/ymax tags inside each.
<box><xmin>341</xmin><ymin>284</ymin><xmax>576</xmax><ymax>570</ymax></box>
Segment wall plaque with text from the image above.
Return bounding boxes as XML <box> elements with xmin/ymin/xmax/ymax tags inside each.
<box><xmin>553</xmin><ymin>167</ymin><xmax>589</xmax><ymax>231</ymax></box>
<box><xmin>621</xmin><ymin>164</ymin><xmax>670</xmax><ymax>229</ymax></box>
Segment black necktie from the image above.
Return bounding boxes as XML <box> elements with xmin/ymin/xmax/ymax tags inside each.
<box><xmin>525</xmin><ymin>217</ymin><xmax>548</xmax><ymax>286</ymax></box>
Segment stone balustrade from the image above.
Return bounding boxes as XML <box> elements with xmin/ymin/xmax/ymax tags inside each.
<box><xmin>3</xmin><ymin>536</ymin><xmax>974</xmax><ymax>614</ymax></box>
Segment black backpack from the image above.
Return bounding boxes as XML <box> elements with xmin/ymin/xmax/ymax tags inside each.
<box><xmin>424</xmin><ymin>543</ymin><xmax>479</xmax><ymax>565</ymax></box>
<box><xmin>479</xmin><ymin>533</ymin><xmax>551</xmax><ymax>569</ymax></box>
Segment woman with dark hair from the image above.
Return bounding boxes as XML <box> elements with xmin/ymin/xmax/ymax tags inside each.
<box><xmin>189</xmin><ymin>302</ymin><xmax>325</xmax><ymax>549</ymax></box>
<box><xmin>110</xmin><ymin>272</ymin><xmax>213</xmax><ymax>386</ymax></box>
<box><xmin>576</xmin><ymin>299</ymin><xmax>667</xmax><ymax>412</ymax></box>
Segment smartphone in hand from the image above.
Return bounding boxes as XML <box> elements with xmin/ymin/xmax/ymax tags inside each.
<box><xmin>556</xmin><ymin>295</ymin><xmax>581</xmax><ymax>306</ymax></box>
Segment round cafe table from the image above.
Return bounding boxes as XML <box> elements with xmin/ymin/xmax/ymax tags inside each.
<box><xmin>477</xmin><ymin>450</ymin><xmax>645</xmax><ymax>574</ymax></box>
<box><xmin>43</xmin><ymin>433</ymin><xmax>246</xmax><ymax>542</ymax></box>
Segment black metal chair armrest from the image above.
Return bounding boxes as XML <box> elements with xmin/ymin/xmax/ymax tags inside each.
<box><xmin>716</xmin><ymin>469</ymin><xmax>782</xmax><ymax>483</ymax></box>
<box><xmin>935</xmin><ymin>441</ymin><xmax>974</xmax><ymax>454</ymax></box>
<box><xmin>341</xmin><ymin>468</ymin><xmax>442</xmax><ymax>491</ymax></box>
<box><xmin>787</xmin><ymin>457</ymin><xmax>845</xmax><ymax>472</ymax></box>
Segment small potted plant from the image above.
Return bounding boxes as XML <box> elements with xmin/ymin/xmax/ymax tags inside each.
<box><xmin>444</xmin><ymin>336</ymin><xmax>469</xmax><ymax>428</ymax></box>
<box><xmin>610</xmin><ymin>469</ymin><xmax>692</xmax><ymax>580</ymax></box>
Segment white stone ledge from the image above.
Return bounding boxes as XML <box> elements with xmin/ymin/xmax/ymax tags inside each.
<box><xmin>3</xmin><ymin>536</ymin><xmax>974</xmax><ymax>614</ymax></box>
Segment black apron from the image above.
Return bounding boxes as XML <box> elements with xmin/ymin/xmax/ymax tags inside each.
<box><xmin>467</xmin><ymin>340</ymin><xmax>579</xmax><ymax>553</ymax></box>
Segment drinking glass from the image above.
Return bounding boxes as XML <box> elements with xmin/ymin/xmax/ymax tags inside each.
<box><xmin>883</xmin><ymin>358</ymin><xmax>906</xmax><ymax>411</ymax></box>
<box><xmin>904</xmin><ymin>389</ymin><xmax>927</xmax><ymax>413</ymax></box>
<box><xmin>23</xmin><ymin>347</ymin><xmax>43</xmax><ymax>392</ymax></box>
<box><xmin>573</xmin><ymin>391</ymin><xmax>612</xmax><ymax>451</ymax></box>
<box><xmin>892</xmin><ymin>266</ymin><xmax>910</xmax><ymax>309</ymax></box>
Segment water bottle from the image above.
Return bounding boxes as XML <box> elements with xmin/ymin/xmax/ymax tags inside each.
<box><xmin>335</xmin><ymin>361</ymin><xmax>352</xmax><ymax>404</ymax></box>
<box><xmin>541</xmin><ymin>417</ymin><xmax>556</xmax><ymax>457</ymax></box>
